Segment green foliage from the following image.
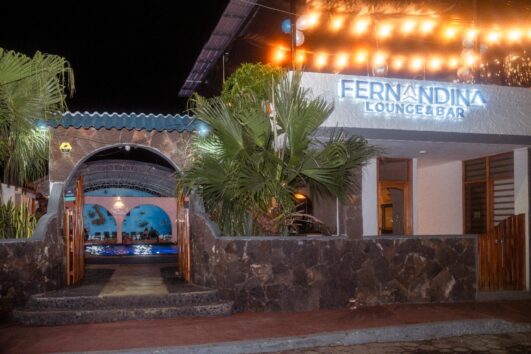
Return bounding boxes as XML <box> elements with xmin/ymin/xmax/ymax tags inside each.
<box><xmin>0</xmin><ymin>199</ymin><xmax>36</xmax><ymax>239</ymax></box>
<box><xmin>221</xmin><ymin>63</ymin><xmax>283</xmax><ymax>101</ymax></box>
<box><xmin>181</xmin><ymin>65</ymin><xmax>379</xmax><ymax>236</ymax></box>
<box><xmin>0</xmin><ymin>48</ymin><xmax>74</xmax><ymax>186</ymax></box>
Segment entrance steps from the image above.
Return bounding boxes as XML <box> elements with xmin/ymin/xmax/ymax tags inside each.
<box><xmin>13</xmin><ymin>265</ymin><xmax>233</xmax><ymax>326</ymax></box>
<box><xmin>14</xmin><ymin>289</ymin><xmax>233</xmax><ymax>326</ymax></box>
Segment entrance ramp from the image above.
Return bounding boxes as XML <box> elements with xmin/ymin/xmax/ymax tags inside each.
<box><xmin>13</xmin><ymin>264</ymin><xmax>233</xmax><ymax>326</ymax></box>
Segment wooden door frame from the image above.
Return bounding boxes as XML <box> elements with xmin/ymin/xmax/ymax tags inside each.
<box><xmin>377</xmin><ymin>158</ymin><xmax>413</xmax><ymax>235</ymax></box>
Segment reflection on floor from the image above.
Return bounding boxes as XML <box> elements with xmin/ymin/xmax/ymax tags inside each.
<box><xmin>100</xmin><ymin>264</ymin><xmax>168</xmax><ymax>296</ymax></box>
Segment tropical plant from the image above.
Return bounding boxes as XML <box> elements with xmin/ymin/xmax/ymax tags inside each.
<box><xmin>0</xmin><ymin>199</ymin><xmax>36</xmax><ymax>239</ymax></box>
<box><xmin>181</xmin><ymin>65</ymin><xmax>378</xmax><ymax>236</ymax></box>
<box><xmin>0</xmin><ymin>48</ymin><xmax>74</xmax><ymax>186</ymax></box>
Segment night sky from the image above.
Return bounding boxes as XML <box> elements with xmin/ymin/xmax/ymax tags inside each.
<box><xmin>0</xmin><ymin>1</ymin><xmax>230</xmax><ymax>114</ymax></box>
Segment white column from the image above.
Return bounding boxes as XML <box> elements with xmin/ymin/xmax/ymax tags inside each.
<box><xmin>514</xmin><ymin>147</ymin><xmax>530</xmax><ymax>290</ymax></box>
<box><xmin>362</xmin><ymin>158</ymin><xmax>378</xmax><ymax>236</ymax></box>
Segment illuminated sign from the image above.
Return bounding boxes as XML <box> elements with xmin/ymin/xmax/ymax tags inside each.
<box><xmin>338</xmin><ymin>79</ymin><xmax>486</xmax><ymax>120</ymax></box>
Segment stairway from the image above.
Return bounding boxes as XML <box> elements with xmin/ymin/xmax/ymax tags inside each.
<box><xmin>13</xmin><ymin>265</ymin><xmax>233</xmax><ymax>326</ymax></box>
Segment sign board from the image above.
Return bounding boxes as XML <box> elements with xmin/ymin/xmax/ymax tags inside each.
<box><xmin>338</xmin><ymin>79</ymin><xmax>486</xmax><ymax>120</ymax></box>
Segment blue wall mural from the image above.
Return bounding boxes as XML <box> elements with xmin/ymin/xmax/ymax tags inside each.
<box><xmin>123</xmin><ymin>205</ymin><xmax>172</xmax><ymax>240</ymax></box>
<box><xmin>83</xmin><ymin>204</ymin><xmax>117</xmax><ymax>240</ymax></box>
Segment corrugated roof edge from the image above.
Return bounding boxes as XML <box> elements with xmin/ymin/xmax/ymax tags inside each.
<box><xmin>45</xmin><ymin>111</ymin><xmax>204</xmax><ymax>132</ymax></box>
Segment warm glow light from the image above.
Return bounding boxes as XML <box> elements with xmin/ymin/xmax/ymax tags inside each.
<box><xmin>295</xmin><ymin>51</ymin><xmax>305</xmax><ymax>65</ymax></box>
<box><xmin>410</xmin><ymin>57</ymin><xmax>424</xmax><ymax>71</ymax></box>
<box><xmin>402</xmin><ymin>19</ymin><xmax>416</xmax><ymax>34</ymax></box>
<box><xmin>486</xmin><ymin>30</ymin><xmax>501</xmax><ymax>43</ymax></box>
<box><xmin>448</xmin><ymin>57</ymin><xmax>459</xmax><ymax>69</ymax></box>
<box><xmin>429</xmin><ymin>57</ymin><xmax>442</xmax><ymax>71</ymax></box>
<box><xmin>392</xmin><ymin>57</ymin><xmax>405</xmax><ymax>70</ymax></box>
<box><xmin>335</xmin><ymin>53</ymin><xmax>349</xmax><ymax>69</ymax></box>
<box><xmin>464</xmin><ymin>52</ymin><xmax>478</xmax><ymax>66</ymax></box>
<box><xmin>465</xmin><ymin>29</ymin><xmax>477</xmax><ymax>40</ymax></box>
<box><xmin>508</xmin><ymin>29</ymin><xmax>523</xmax><ymax>42</ymax></box>
<box><xmin>354</xmin><ymin>50</ymin><xmax>368</xmax><ymax>64</ymax></box>
<box><xmin>444</xmin><ymin>26</ymin><xmax>458</xmax><ymax>39</ymax></box>
<box><xmin>294</xmin><ymin>193</ymin><xmax>307</xmax><ymax>200</ymax></box>
<box><xmin>306</xmin><ymin>12</ymin><xmax>320</xmax><ymax>28</ymax></box>
<box><xmin>315</xmin><ymin>53</ymin><xmax>328</xmax><ymax>68</ymax></box>
<box><xmin>352</xmin><ymin>17</ymin><xmax>371</xmax><ymax>35</ymax></box>
<box><xmin>330</xmin><ymin>16</ymin><xmax>345</xmax><ymax>31</ymax></box>
<box><xmin>377</xmin><ymin>23</ymin><xmax>393</xmax><ymax>38</ymax></box>
<box><xmin>373</xmin><ymin>52</ymin><xmax>387</xmax><ymax>66</ymax></box>
<box><xmin>273</xmin><ymin>47</ymin><xmax>286</xmax><ymax>63</ymax></box>
<box><xmin>420</xmin><ymin>20</ymin><xmax>436</xmax><ymax>34</ymax></box>
<box><xmin>527</xmin><ymin>29</ymin><xmax>531</xmax><ymax>39</ymax></box>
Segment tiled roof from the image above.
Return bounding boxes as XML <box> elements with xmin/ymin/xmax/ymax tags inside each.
<box><xmin>48</xmin><ymin>111</ymin><xmax>203</xmax><ymax>132</ymax></box>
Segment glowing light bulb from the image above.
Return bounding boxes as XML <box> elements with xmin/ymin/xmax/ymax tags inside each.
<box><xmin>410</xmin><ymin>57</ymin><xmax>424</xmax><ymax>71</ymax></box>
<box><xmin>352</xmin><ymin>17</ymin><xmax>371</xmax><ymax>35</ymax></box>
<box><xmin>465</xmin><ymin>29</ymin><xmax>477</xmax><ymax>40</ymax></box>
<box><xmin>373</xmin><ymin>52</ymin><xmax>387</xmax><ymax>66</ymax></box>
<box><xmin>295</xmin><ymin>51</ymin><xmax>305</xmax><ymax>65</ymax></box>
<box><xmin>429</xmin><ymin>57</ymin><xmax>442</xmax><ymax>71</ymax></box>
<box><xmin>486</xmin><ymin>30</ymin><xmax>501</xmax><ymax>43</ymax></box>
<box><xmin>315</xmin><ymin>53</ymin><xmax>328</xmax><ymax>68</ymax></box>
<box><xmin>444</xmin><ymin>26</ymin><xmax>458</xmax><ymax>39</ymax></box>
<box><xmin>377</xmin><ymin>23</ymin><xmax>393</xmax><ymax>38</ymax></box>
<box><xmin>448</xmin><ymin>57</ymin><xmax>459</xmax><ymax>69</ymax></box>
<box><xmin>354</xmin><ymin>50</ymin><xmax>368</xmax><ymax>64</ymax></box>
<box><xmin>273</xmin><ymin>47</ymin><xmax>286</xmax><ymax>63</ymax></box>
<box><xmin>464</xmin><ymin>53</ymin><xmax>478</xmax><ymax>66</ymax></box>
<box><xmin>508</xmin><ymin>29</ymin><xmax>522</xmax><ymax>42</ymax></box>
<box><xmin>330</xmin><ymin>16</ymin><xmax>345</xmax><ymax>31</ymax></box>
<box><xmin>334</xmin><ymin>54</ymin><xmax>349</xmax><ymax>70</ymax></box>
<box><xmin>307</xmin><ymin>12</ymin><xmax>320</xmax><ymax>27</ymax></box>
<box><xmin>420</xmin><ymin>20</ymin><xmax>436</xmax><ymax>34</ymax></box>
<box><xmin>402</xmin><ymin>20</ymin><xmax>416</xmax><ymax>34</ymax></box>
<box><xmin>392</xmin><ymin>57</ymin><xmax>405</xmax><ymax>70</ymax></box>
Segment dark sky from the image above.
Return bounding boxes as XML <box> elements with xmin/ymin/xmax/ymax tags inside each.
<box><xmin>0</xmin><ymin>1</ymin><xmax>230</xmax><ymax>114</ymax></box>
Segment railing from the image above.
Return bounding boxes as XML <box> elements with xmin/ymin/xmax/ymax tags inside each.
<box><xmin>478</xmin><ymin>213</ymin><xmax>525</xmax><ymax>291</ymax></box>
<box><xmin>177</xmin><ymin>195</ymin><xmax>191</xmax><ymax>282</ymax></box>
<box><xmin>66</xmin><ymin>177</ymin><xmax>85</xmax><ymax>286</ymax></box>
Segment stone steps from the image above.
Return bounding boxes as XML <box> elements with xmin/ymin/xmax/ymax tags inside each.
<box><xmin>14</xmin><ymin>288</ymin><xmax>233</xmax><ymax>326</ymax></box>
<box><xmin>14</xmin><ymin>301</ymin><xmax>233</xmax><ymax>326</ymax></box>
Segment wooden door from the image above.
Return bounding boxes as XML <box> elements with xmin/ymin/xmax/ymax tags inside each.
<box><xmin>177</xmin><ymin>194</ymin><xmax>191</xmax><ymax>282</ymax></box>
<box><xmin>66</xmin><ymin>176</ymin><xmax>85</xmax><ymax>286</ymax></box>
<box><xmin>378</xmin><ymin>181</ymin><xmax>412</xmax><ymax>235</ymax></box>
<box><xmin>478</xmin><ymin>214</ymin><xmax>525</xmax><ymax>291</ymax></box>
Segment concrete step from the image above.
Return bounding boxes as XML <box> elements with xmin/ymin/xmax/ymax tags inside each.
<box><xmin>13</xmin><ymin>301</ymin><xmax>234</xmax><ymax>326</ymax></box>
<box><xmin>25</xmin><ymin>289</ymin><xmax>220</xmax><ymax>310</ymax></box>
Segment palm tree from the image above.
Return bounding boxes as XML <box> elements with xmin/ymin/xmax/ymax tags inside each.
<box><xmin>181</xmin><ymin>67</ymin><xmax>378</xmax><ymax>236</ymax></box>
<box><xmin>0</xmin><ymin>48</ymin><xmax>74</xmax><ymax>186</ymax></box>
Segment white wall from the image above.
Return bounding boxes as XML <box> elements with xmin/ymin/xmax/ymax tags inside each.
<box><xmin>514</xmin><ymin>148</ymin><xmax>530</xmax><ymax>290</ymax></box>
<box><xmin>362</xmin><ymin>158</ymin><xmax>378</xmax><ymax>236</ymax></box>
<box><xmin>416</xmin><ymin>161</ymin><xmax>463</xmax><ymax>235</ymax></box>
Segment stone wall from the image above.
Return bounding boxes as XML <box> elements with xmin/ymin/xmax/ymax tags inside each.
<box><xmin>190</xmin><ymin>210</ymin><xmax>477</xmax><ymax>312</ymax></box>
<box><xmin>49</xmin><ymin>127</ymin><xmax>192</xmax><ymax>183</ymax></box>
<box><xmin>0</xmin><ymin>184</ymin><xmax>66</xmax><ymax>319</ymax></box>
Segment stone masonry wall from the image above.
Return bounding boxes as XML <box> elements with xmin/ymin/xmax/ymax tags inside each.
<box><xmin>0</xmin><ymin>185</ymin><xmax>66</xmax><ymax>319</ymax></box>
<box><xmin>190</xmin><ymin>211</ymin><xmax>477</xmax><ymax>312</ymax></box>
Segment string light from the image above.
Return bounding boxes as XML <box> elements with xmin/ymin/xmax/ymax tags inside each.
<box><xmin>508</xmin><ymin>29</ymin><xmax>523</xmax><ymax>42</ymax></box>
<box><xmin>354</xmin><ymin>50</ymin><xmax>368</xmax><ymax>64</ymax></box>
<box><xmin>351</xmin><ymin>17</ymin><xmax>371</xmax><ymax>35</ymax></box>
<box><xmin>485</xmin><ymin>30</ymin><xmax>501</xmax><ymax>44</ymax></box>
<box><xmin>448</xmin><ymin>56</ymin><xmax>460</xmax><ymax>69</ymax></box>
<box><xmin>392</xmin><ymin>56</ymin><xmax>405</xmax><ymax>70</ymax></box>
<box><xmin>373</xmin><ymin>51</ymin><xmax>387</xmax><ymax>66</ymax></box>
<box><xmin>377</xmin><ymin>23</ymin><xmax>393</xmax><ymax>38</ymax></box>
<box><xmin>420</xmin><ymin>20</ymin><xmax>436</xmax><ymax>34</ymax></box>
<box><xmin>410</xmin><ymin>57</ymin><xmax>424</xmax><ymax>71</ymax></box>
<box><xmin>443</xmin><ymin>26</ymin><xmax>458</xmax><ymax>40</ymax></box>
<box><xmin>330</xmin><ymin>15</ymin><xmax>345</xmax><ymax>31</ymax></box>
<box><xmin>295</xmin><ymin>51</ymin><xmax>306</xmax><ymax>65</ymax></box>
<box><xmin>334</xmin><ymin>53</ymin><xmax>349</xmax><ymax>69</ymax></box>
<box><xmin>429</xmin><ymin>57</ymin><xmax>443</xmax><ymax>71</ymax></box>
<box><xmin>272</xmin><ymin>47</ymin><xmax>287</xmax><ymax>63</ymax></box>
<box><xmin>315</xmin><ymin>52</ymin><xmax>328</xmax><ymax>68</ymax></box>
<box><xmin>401</xmin><ymin>19</ymin><xmax>416</xmax><ymax>34</ymax></box>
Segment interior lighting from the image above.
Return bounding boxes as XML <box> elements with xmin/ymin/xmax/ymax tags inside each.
<box><xmin>377</xmin><ymin>23</ymin><xmax>393</xmax><ymax>38</ymax></box>
<box><xmin>330</xmin><ymin>15</ymin><xmax>345</xmax><ymax>31</ymax></box>
<box><xmin>294</xmin><ymin>193</ymin><xmax>307</xmax><ymax>200</ymax></box>
<box><xmin>429</xmin><ymin>57</ymin><xmax>442</xmax><ymax>71</ymax></box>
<box><xmin>334</xmin><ymin>53</ymin><xmax>349</xmax><ymax>69</ymax></box>
<box><xmin>508</xmin><ymin>29</ymin><xmax>523</xmax><ymax>42</ymax></box>
<box><xmin>391</xmin><ymin>56</ymin><xmax>405</xmax><ymax>70</ymax></box>
<box><xmin>420</xmin><ymin>20</ymin><xmax>436</xmax><ymax>34</ymax></box>
<box><xmin>295</xmin><ymin>51</ymin><xmax>306</xmax><ymax>65</ymax></box>
<box><xmin>410</xmin><ymin>57</ymin><xmax>424</xmax><ymax>71</ymax></box>
<box><xmin>352</xmin><ymin>17</ymin><xmax>371</xmax><ymax>35</ymax></box>
<box><xmin>465</xmin><ymin>29</ymin><xmax>477</xmax><ymax>41</ymax></box>
<box><xmin>315</xmin><ymin>53</ymin><xmax>328</xmax><ymax>68</ymax></box>
<box><xmin>486</xmin><ymin>30</ymin><xmax>501</xmax><ymax>44</ymax></box>
<box><xmin>464</xmin><ymin>52</ymin><xmax>478</xmax><ymax>66</ymax></box>
<box><xmin>401</xmin><ymin>19</ymin><xmax>416</xmax><ymax>34</ymax></box>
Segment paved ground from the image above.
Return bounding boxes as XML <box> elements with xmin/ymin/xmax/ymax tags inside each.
<box><xmin>1</xmin><ymin>299</ymin><xmax>530</xmax><ymax>353</ymax></box>
<box><xmin>280</xmin><ymin>332</ymin><xmax>531</xmax><ymax>353</ymax></box>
